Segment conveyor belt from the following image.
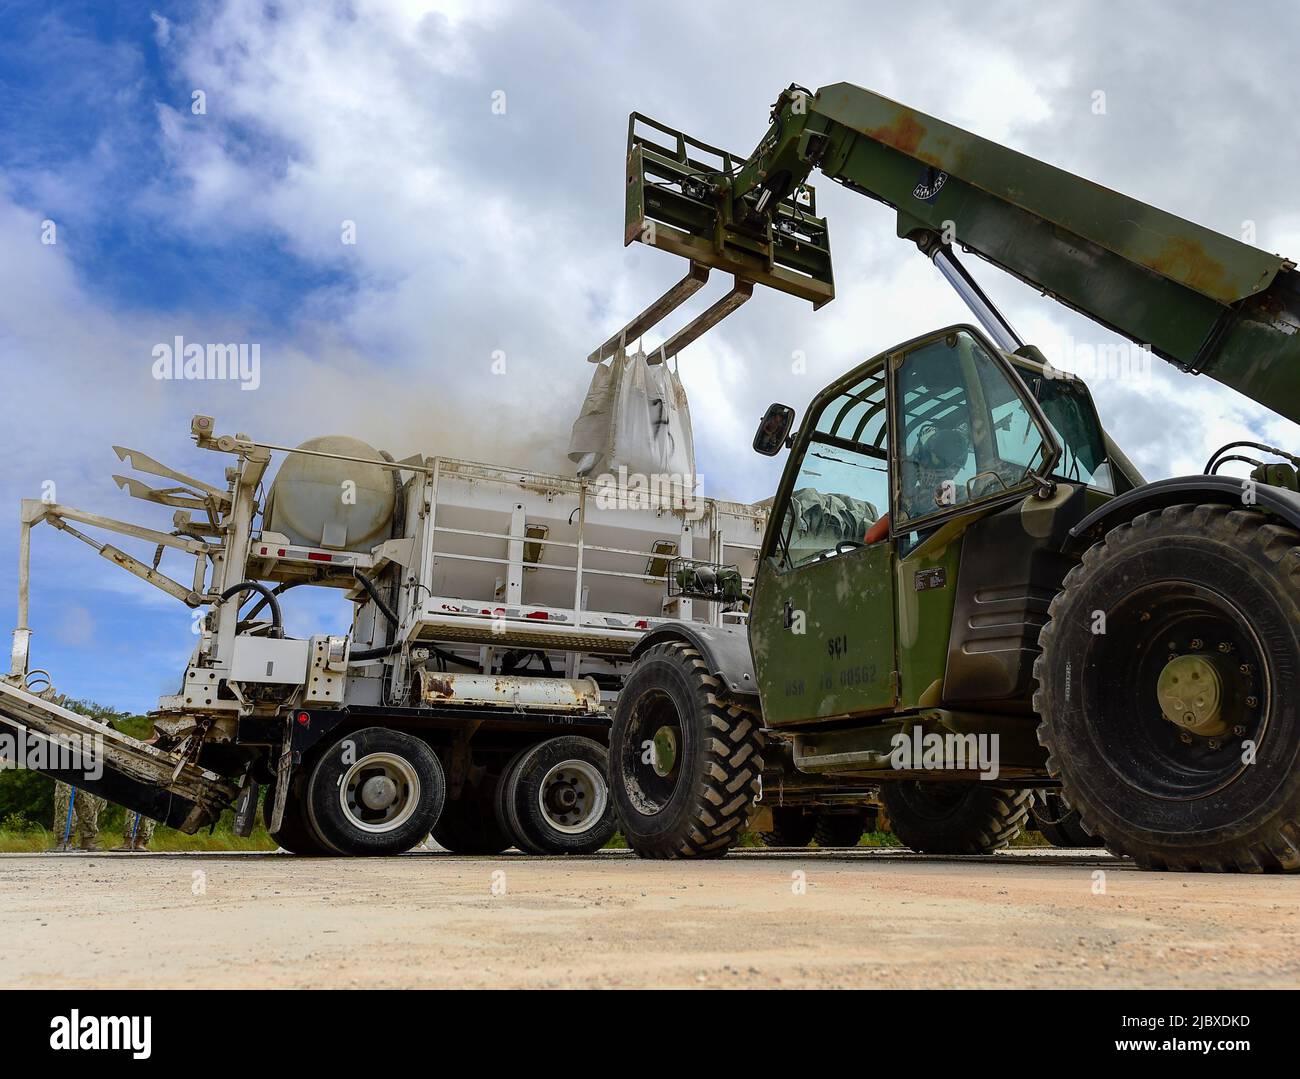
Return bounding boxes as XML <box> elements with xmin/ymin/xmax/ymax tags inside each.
<box><xmin>0</xmin><ymin>679</ymin><xmax>237</xmax><ymax>832</ymax></box>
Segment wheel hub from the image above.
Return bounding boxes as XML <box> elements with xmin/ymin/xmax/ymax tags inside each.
<box><xmin>1157</xmin><ymin>653</ymin><xmax>1229</xmax><ymax>737</ymax></box>
<box><xmin>650</xmin><ymin>726</ymin><xmax>678</xmax><ymax>778</ymax></box>
<box><xmin>538</xmin><ymin>760</ymin><xmax>606</xmax><ymax>834</ymax></box>
<box><xmin>339</xmin><ymin>752</ymin><xmax>420</xmax><ymax>833</ymax></box>
<box><xmin>360</xmin><ymin>774</ymin><xmax>399</xmax><ymax>810</ymax></box>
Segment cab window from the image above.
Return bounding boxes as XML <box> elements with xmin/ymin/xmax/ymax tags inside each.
<box><xmin>1024</xmin><ymin>371</ymin><xmax>1114</xmax><ymax>492</ymax></box>
<box><xmin>775</xmin><ymin>370</ymin><xmax>889</xmax><ymax>569</ymax></box>
<box><xmin>894</xmin><ymin>330</ymin><xmax>1052</xmax><ymax>528</ymax></box>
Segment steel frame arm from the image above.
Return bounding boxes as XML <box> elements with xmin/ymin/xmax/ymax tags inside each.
<box><xmin>739</xmin><ymin>84</ymin><xmax>1300</xmax><ymax>421</ymax></box>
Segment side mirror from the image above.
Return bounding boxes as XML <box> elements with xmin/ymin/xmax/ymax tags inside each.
<box><xmin>753</xmin><ymin>403</ymin><xmax>796</xmax><ymax>456</ymax></box>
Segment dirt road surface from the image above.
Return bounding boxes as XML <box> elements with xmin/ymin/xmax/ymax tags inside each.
<box><xmin>2</xmin><ymin>848</ymin><xmax>1295</xmax><ymax>988</ymax></box>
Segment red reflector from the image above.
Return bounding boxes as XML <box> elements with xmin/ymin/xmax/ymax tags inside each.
<box><xmin>277</xmin><ymin>548</ymin><xmax>286</xmax><ymax>557</ymax></box>
<box><xmin>307</xmin><ymin>552</ymin><xmax>332</xmax><ymax>562</ymax></box>
<box><xmin>296</xmin><ymin>712</ymin><xmax>310</xmax><ymax>726</ymax></box>
<box><xmin>525</xmin><ymin>611</ymin><xmax>549</xmax><ymax>620</ymax></box>
<box><xmin>635</xmin><ymin>620</ymin><xmax>648</xmax><ymax>629</ymax></box>
<box><xmin>259</xmin><ymin>546</ymin><xmax>267</xmax><ymax>555</ymax></box>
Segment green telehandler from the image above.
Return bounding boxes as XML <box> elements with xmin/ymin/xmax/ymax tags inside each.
<box><xmin>605</xmin><ymin>84</ymin><xmax>1300</xmax><ymax>872</ymax></box>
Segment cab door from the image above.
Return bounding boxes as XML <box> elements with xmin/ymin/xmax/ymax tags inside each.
<box><xmin>749</xmin><ymin>324</ymin><xmax>1062</xmax><ymax>729</ymax></box>
<box><xmin>750</xmin><ymin>361</ymin><xmax>898</xmax><ymax>727</ymax></box>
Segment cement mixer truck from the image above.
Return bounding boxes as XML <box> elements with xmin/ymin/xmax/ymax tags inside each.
<box><xmin>0</xmin><ymin>409</ymin><xmax>774</xmax><ymax>855</ymax></box>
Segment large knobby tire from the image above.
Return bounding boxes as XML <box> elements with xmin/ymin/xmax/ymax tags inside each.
<box><xmin>759</xmin><ymin>807</ymin><xmax>818</xmax><ymax>848</ymax></box>
<box><xmin>432</xmin><ymin>774</ymin><xmax>513</xmax><ymax>855</ymax></box>
<box><xmin>881</xmin><ymin>780</ymin><xmax>1031</xmax><ymax>854</ymax></box>
<box><xmin>813</xmin><ymin>810</ymin><xmax>868</xmax><ymax>848</ymax></box>
<box><xmin>263</xmin><ymin>778</ymin><xmax>336</xmax><ymax>855</ymax></box>
<box><xmin>1035</xmin><ymin>504</ymin><xmax>1300</xmax><ymax>872</ymax></box>
<box><xmin>498</xmin><ymin>736</ymin><xmax>616</xmax><ymax>855</ymax></box>
<box><xmin>306</xmin><ymin>727</ymin><xmax>446</xmax><ymax>856</ymax></box>
<box><xmin>610</xmin><ymin>642</ymin><xmax>764</xmax><ymax>859</ymax></box>
<box><xmin>1031</xmin><ymin>790</ymin><xmax>1104</xmax><ymax>848</ymax></box>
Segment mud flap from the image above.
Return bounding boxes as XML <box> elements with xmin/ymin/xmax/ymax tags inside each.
<box><xmin>270</xmin><ymin>716</ymin><xmax>294</xmax><ymax>834</ymax></box>
<box><xmin>232</xmin><ymin>776</ymin><xmax>260</xmax><ymax>838</ymax></box>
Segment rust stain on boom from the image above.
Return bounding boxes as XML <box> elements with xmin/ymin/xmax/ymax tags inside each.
<box><xmin>866</xmin><ymin>110</ymin><xmax>928</xmax><ymax>158</ymax></box>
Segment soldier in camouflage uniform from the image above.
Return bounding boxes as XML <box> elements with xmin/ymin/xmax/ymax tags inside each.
<box><xmin>117</xmin><ymin>810</ymin><xmax>155</xmax><ymax>851</ymax></box>
<box><xmin>51</xmin><ymin>781</ymin><xmax>105</xmax><ymax>852</ymax></box>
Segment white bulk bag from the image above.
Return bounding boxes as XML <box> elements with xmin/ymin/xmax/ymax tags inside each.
<box><xmin>568</xmin><ymin>350</ymin><xmax>696</xmax><ymax>482</ymax></box>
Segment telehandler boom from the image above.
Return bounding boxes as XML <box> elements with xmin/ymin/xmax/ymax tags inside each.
<box><xmin>607</xmin><ymin>83</ymin><xmax>1300</xmax><ymax>871</ymax></box>
<box><xmin>621</xmin><ymin>83</ymin><xmax>1300</xmax><ymax>421</ymax></box>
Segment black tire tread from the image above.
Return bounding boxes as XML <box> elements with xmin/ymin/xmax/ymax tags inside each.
<box><xmin>881</xmin><ymin>781</ymin><xmax>1032</xmax><ymax>854</ymax></box>
<box><xmin>1034</xmin><ymin>503</ymin><xmax>1300</xmax><ymax>872</ymax></box>
<box><xmin>626</xmin><ymin>641</ymin><xmax>764</xmax><ymax>860</ymax></box>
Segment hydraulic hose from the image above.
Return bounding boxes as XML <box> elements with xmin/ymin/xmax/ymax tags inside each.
<box><xmin>241</xmin><ymin>579</ymin><xmax>301</xmax><ymax>623</ymax></box>
<box><xmin>347</xmin><ymin>572</ymin><xmax>479</xmax><ymax>671</ymax></box>
<box><xmin>348</xmin><ymin>641</ymin><xmax>403</xmax><ymax>663</ymax></box>
<box><xmin>220</xmin><ymin>582</ymin><xmax>283</xmax><ymax>638</ymax></box>
<box><xmin>1205</xmin><ymin>440</ymin><xmax>1300</xmax><ymax>475</ymax></box>
<box><xmin>347</xmin><ymin>570</ymin><xmax>406</xmax><ymax>664</ymax></box>
<box><xmin>353</xmin><ymin>570</ymin><xmax>399</xmax><ymax>629</ymax></box>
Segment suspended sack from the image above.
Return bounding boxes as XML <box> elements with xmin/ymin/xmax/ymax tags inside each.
<box><xmin>568</xmin><ymin>349</ymin><xmax>696</xmax><ymax>483</ymax></box>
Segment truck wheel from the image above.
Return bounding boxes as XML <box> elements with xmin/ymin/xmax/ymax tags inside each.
<box><xmin>263</xmin><ymin>778</ymin><xmax>336</xmax><ymax>855</ymax></box>
<box><xmin>306</xmin><ymin>727</ymin><xmax>446</xmax><ymax>856</ymax></box>
<box><xmin>1035</xmin><ymin>504</ymin><xmax>1300</xmax><ymax>872</ymax></box>
<box><xmin>813</xmin><ymin>810</ymin><xmax>867</xmax><ymax>848</ymax></box>
<box><xmin>759</xmin><ymin>807</ymin><xmax>817</xmax><ymax>847</ymax></box>
<box><xmin>494</xmin><ymin>746</ymin><xmax>544</xmax><ymax>853</ymax></box>
<box><xmin>432</xmin><ymin>779</ymin><xmax>512</xmax><ymax>855</ymax></box>
<box><xmin>1031</xmin><ymin>791</ymin><xmax>1103</xmax><ymax>848</ymax></box>
<box><xmin>497</xmin><ymin>736</ymin><xmax>616</xmax><ymax>855</ymax></box>
<box><xmin>881</xmin><ymin>781</ymin><xmax>1031</xmax><ymax>854</ymax></box>
<box><xmin>609</xmin><ymin>641</ymin><xmax>764</xmax><ymax>859</ymax></box>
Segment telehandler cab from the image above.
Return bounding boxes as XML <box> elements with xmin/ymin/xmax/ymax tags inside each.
<box><xmin>606</xmin><ymin>84</ymin><xmax>1300</xmax><ymax>871</ymax></box>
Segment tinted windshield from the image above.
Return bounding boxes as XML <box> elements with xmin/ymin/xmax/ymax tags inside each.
<box><xmin>1020</xmin><ymin>369</ymin><xmax>1113</xmax><ymax>492</ymax></box>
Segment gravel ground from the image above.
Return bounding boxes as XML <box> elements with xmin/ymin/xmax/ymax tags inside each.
<box><xmin>1</xmin><ymin>847</ymin><xmax>1295</xmax><ymax>989</ymax></box>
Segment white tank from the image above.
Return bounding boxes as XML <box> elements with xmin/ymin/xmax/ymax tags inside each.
<box><xmin>265</xmin><ymin>436</ymin><xmax>397</xmax><ymax>552</ymax></box>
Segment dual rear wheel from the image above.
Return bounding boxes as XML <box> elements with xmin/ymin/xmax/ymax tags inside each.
<box><xmin>266</xmin><ymin>727</ymin><xmax>447</xmax><ymax>856</ymax></box>
<box><xmin>268</xmin><ymin>728</ymin><xmax>615</xmax><ymax>856</ymax></box>
<box><xmin>491</xmin><ymin>736</ymin><xmax>617</xmax><ymax>855</ymax></box>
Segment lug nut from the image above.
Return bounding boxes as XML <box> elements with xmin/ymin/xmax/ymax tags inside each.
<box><xmin>1218</xmin><ymin>641</ymin><xmax>1233</xmax><ymax>653</ymax></box>
<box><xmin>1233</xmin><ymin>725</ymin><xmax>1246</xmax><ymax>736</ymax></box>
<box><xmin>1189</xmin><ymin>638</ymin><xmax>1204</xmax><ymax>650</ymax></box>
<box><xmin>1179</xmin><ymin>732</ymin><xmax>1193</xmax><ymax>744</ymax></box>
<box><xmin>1246</xmin><ymin>696</ymin><xmax>1259</xmax><ymax>708</ymax></box>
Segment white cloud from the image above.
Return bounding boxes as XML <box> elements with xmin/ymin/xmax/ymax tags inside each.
<box><xmin>4</xmin><ymin>0</ymin><xmax>1300</xmax><ymax>710</ymax></box>
<box><xmin>149</xmin><ymin>12</ymin><xmax>171</xmax><ymax>47</ymax></box>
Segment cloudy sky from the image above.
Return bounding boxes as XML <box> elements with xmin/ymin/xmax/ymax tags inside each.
<box><xmin>2</xmin><ymin>0</ymin><xmax>1298</xmax><ymax>712</ymax></box>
